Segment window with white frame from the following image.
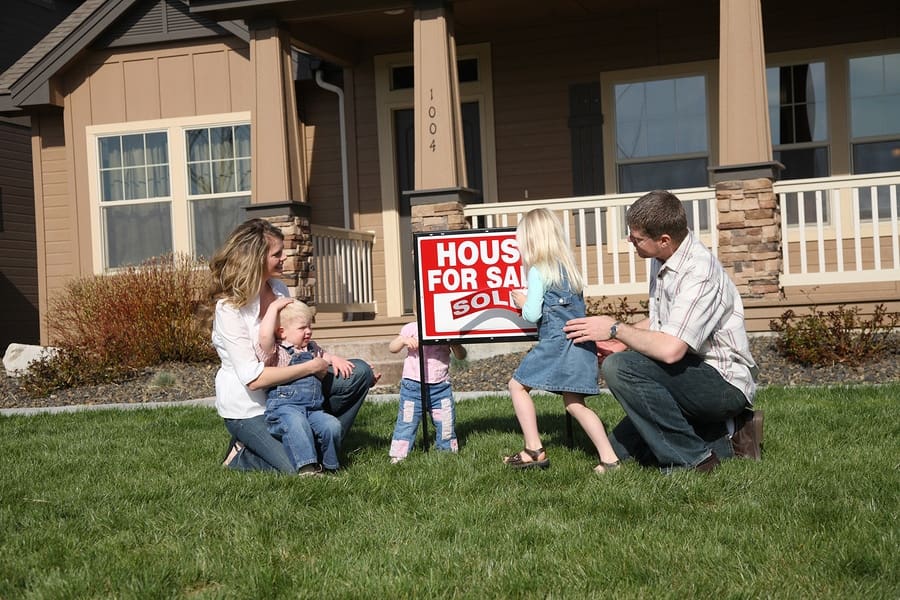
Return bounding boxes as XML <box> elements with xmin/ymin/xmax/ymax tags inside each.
<box><xmin>90</xmin><ymin>115</ymin><xmax>251</xmax><ymax>271</ymax></box>
<box><xmin>766</xmin><ymin>61</ymin><xmax>830</xmax><ymax>226</ymax></box>
<box><xmin>849</xmin><ymin>52</ymin><xmax>900</xmax><ymax>221</ymax></box>
<box><xmin>614</xmin><ymin>74</ymin><xmax>710</xmax><ymax>229</ymax></box>
<box><xmin>185</xmin><ymin>124</ymin><xmax>251</xmax><ymax>259</ymax></box>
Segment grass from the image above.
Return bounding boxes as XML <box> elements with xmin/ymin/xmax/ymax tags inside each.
<box><xmin>1</xmin><ymin>385</ymin><xmax>898</xmax><ymax>598</ymax></box>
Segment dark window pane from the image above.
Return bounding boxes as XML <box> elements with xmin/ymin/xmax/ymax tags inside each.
<box><xmin>458</xmin><ymin>58</ymin><xmax>478</xmax><ymax>82</ymax></box>
<box><xmin>186</xmin><ymin>129</ymin><xmax>210</xmax><ymax>162</ymax></box>
<box><xmin>104</xmin><ymin>202</ymin><xmax>172</xmax><ymax>268</ymax></box>
<box><xmin>852</xmin><ymin>140</ymin><xmax>900</xmax><ymax>174</ymax></box>
<box><xmin>391</xmin><ymin>65</ymin><xmax>414</xmax><ymax>90</ymax></box>
<box><xmin>99</xmin><ymin>137</ymin><xmax>121</xmax><ymax>169</ymax></box>
<box><xmin>774</xmin><ymin>147</ymin><xmax>829</xmax><ymax>180</ymax></box>
<box><xmin>618</xmin><ymin>157</ymin><xmax>708</xmax><ymax>194</ymax></box>
<box><xmin>122</xmin><ymin>134</ymin><xmax>145</xmax><ymax>167</ymax></box>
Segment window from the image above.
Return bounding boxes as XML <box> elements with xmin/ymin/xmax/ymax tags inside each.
<box><xmin>89</xmin><ymin>114</ymin><xmax>251</xmax><ymax>271</ymax></box>
<box><xmin>97</xmin><ymin>132</ymin><xmax>173</xmax><ymax>268</ymax></box>
<box><xmin>766</xmin><ymin>62</ymin><xmax>830</xmax><ymax>225</ymax></box>
<box><xmin>849</xmin><ymin>52</ymin><xmax>900</xmax><ymax>220</ymax></box>
<box><xmin>614</xmin><ymin>74</ymin><xmax>709</xmax><ymax>229</ymax></box>
<box><xmin>186</xmin><ymin>124</ymin><xmax>251</xmax><ymax>258</ymax></box>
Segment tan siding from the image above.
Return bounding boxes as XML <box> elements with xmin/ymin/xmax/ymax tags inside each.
<box><xmin>158</xmin><ymin>54</ymin><xmax>196</xmax><ymax>117</ymax></box>
<box><xmin>194</xmin><ymin>50</ymin><xmax>232</xmax><ymax>114</ymax></box>
<box><xmin>30</xmin><ymin>39</ymin><xmax>252</xmax><ymax>340</ymax></box>
<box><xmin>347</xmin><ymin>60</ymin><xmax>388</xmax><ymax>316</ymax></box>
<box><xmin>123</xmin><ymin>58</ymin><xmax>161</xmax><ymax>121</ymax></box>
<box><xmin>89</xmin><ymin>62</ymin><xmax>127</xmax><ymax>124</ymax></box>
<box><xmin>301</xmin><ymin>83</ymin><xmax>344</xmax><ymax>228</ymax></box>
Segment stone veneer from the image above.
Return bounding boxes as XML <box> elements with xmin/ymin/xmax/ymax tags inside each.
<box><xmin>410</xmin><ymin>200</ymin><xmax>470</xmax><ymax>233</ymax></box>
<box><xmin>263</xmin><ymin>214</ymin><xmax>315</xmax><ymax>304</ymax></box>
<box><xmin>715</xmin><ymin>178</ymin><xmax>782</xmax><ymax>299</ymax></box>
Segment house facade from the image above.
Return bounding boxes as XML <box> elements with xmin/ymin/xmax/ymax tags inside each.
<box><xmin>1</xmin><ymin>0</ymin><xmax>898</xmax><ymax>348</ymax></box>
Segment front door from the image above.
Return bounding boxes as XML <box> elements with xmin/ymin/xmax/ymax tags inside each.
<box><xmin>393</xmin><ymin>101</ymin><xmax>483</xmax><ymax>314</ymax></box>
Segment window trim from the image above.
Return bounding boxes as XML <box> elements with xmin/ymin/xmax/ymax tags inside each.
<box><xmin>86</xmin><ymin>111</ymin><xmax>251</xmax><ymax>272</ymax></box>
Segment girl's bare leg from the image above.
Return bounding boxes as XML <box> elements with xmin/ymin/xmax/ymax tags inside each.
<box><xmin>563</xmin><ymin>393</ymin><xmax>618</xmax><ymax>464</ymax></box>
<box><xmin>508</xmin><ymin>378</ymin><xmax>544</xmax><ymax>458</ymax></box>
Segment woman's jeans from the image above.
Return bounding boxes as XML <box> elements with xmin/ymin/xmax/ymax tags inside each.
<box><xmin>224</xmin><ymin>359</ymin><xmax>374</xmax><ymax>473</ymax></box>
<box><xmin>389</xmin><ymin>379</ymin><xmax>457</xmax><ymax>459</ymax></box>
<box><xmin>601</xmin><ymin>350</ymin><xmax>748</xmax><ymax>469</ymax></box>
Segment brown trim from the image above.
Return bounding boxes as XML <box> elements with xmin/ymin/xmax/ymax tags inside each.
<box><xmin>709</xmin><ymin>161</ymin><xmax>785</xmax><ymax>184</ymax></box>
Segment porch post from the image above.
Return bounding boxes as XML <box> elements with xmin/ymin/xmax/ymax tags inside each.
<box><xmin>712</xmin><ymin>0</ymin><xmax>782</xmax><ymax>302</ymax></box>
<box><xmin>248</xmin><ymin>20</ymin><xmax>307</xmax><ymax>203</ymax></box>
<box><xmin>715</xmin><ymin>179</ymin><xmax>781</xmax><ymax>300</ymax></box>
<box><xmin>408</xmin><ymin>0</ymin><xmax>476</xmax><ymax>233</ymax></box>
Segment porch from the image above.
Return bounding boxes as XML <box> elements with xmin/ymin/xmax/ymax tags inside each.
<box><xmin>313</xmin><ymin>171</ymin><xmax>900</xmax><ymax>345</ymax></box>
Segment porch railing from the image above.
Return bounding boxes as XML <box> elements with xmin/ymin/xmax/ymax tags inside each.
<box><xmin>464</xmin><ymin>187</ymin><xmax>718</xmax><ymax>297</ymax></box>
<box><xmin>464</xmin><ymin>172</ymin><xmax>900</xmax><ymax>296</ymax></box>
<box><xmin>310</xmin><ymin>224</ymin><xmax>376</xmax><ymax>313</ymax></box>
<box><xmin>774</xmin><ymin>171</ymin><xmax>900</xmax><ymax>287</ymax></box>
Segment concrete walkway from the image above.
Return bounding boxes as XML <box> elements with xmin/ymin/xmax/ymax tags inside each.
<box><xmin>0</xmin><ymin>390</ymin><xmax>537</xmax><ymax>417</ymax></box>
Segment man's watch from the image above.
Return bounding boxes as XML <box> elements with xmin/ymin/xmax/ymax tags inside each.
<box><xmin>609</xmin><ymin>321</ymin><xmax>622</xmax><ymax>340</ymax></box>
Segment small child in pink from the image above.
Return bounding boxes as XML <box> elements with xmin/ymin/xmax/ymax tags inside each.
<box><xmin>388</xmin><ymin>322</ymin><xmax>466</xmax><ymax>463</ymax></box>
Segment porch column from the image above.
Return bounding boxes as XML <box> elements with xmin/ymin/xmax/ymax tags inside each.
<box><xmin>713</xmin><ymin>0</ymin><xmax>782</xmax><ymax>184</ymax></box>
<box><xmin>248</xmin><ymin>20</ymin><xmax>307</xmax><ymax>203</ymax></box>
<box><xmin>716</xmin><ymin>179</ymin><xmax>781</xmax><ymax>300</ymax></box>
<box><xmin>408</xmin><ymin>0</ymin><xmax>476</xmax><ymax>233</ymax></box>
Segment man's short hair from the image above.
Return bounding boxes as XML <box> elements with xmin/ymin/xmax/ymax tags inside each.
<box><xmin>626</xmin><ymin>190</ymin><xmax>689</xmax><ymax>243</ymax></box>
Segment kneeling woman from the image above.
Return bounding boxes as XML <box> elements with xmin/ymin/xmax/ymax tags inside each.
<box><xmin>209</xmin><ymin>218</ymin><xmax>375</xmax><ymax>472</ymax></box>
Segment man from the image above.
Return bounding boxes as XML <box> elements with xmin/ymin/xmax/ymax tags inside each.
<box><xmin>563</xmin><ymin>190</ymin><xmax>762</xmax><ymax>473</ymax></box>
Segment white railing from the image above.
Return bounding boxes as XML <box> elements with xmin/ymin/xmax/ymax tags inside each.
<box><xmin>464</xmin><ymin>187</ymin><xmax>718</xmax><ymax>297</ymax></box>
<box><xmin>774</xmin><ymin>172</ymin><xmax>900</xmax><ymax>287</ymax></box>
<box><xmin>310</xmin><ymin>224</ymin><xmax>376</xmax><ymax>312</ymax></box>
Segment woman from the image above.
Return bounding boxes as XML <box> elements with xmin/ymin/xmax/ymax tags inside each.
<box><xmin>209</xmin><ymin>218</ymin><xmax>375</xmax><ymax>472</ymax></box>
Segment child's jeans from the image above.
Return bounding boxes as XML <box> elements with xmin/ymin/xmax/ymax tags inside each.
<box><xmin>265</xmin><ymin>350</ymin><xmax>340</xmax><ymax>471</ymax></box>
<box><xmin>266</xmin><ymin>404</ymin><xmax>342</xmax><ymax>471</ymax></box>
<box><xmin>389</xmin><ymin>379</ymin><xmax>457</xmax><ymax>459</ymax></box>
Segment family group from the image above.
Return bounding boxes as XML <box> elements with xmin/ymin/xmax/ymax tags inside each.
<box><xmin>211</xmin><ymin>190</ymin><xmax>762</xmax><ymax>475</ymax></box>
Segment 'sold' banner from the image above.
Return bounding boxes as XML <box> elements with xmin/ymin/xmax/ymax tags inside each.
<box><xmin>415</xmin><ymin>229</ymin><xmax>537</xmax><ymax>342</ymax></box>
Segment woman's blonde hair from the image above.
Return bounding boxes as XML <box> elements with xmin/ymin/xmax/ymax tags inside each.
<box><xmin>278</xmin><ymin>300</ymin><xmax>316</xmax><ymax>327</ymax></box>
<box><xmin>207</xmin><ymin>218</ymin><xmax>284</xmax><ymax>308</ymax></box>
<box><xmin>516</xmin><ymin>208</ymin><xmax>584</xmax><ymax>293</ymax></box>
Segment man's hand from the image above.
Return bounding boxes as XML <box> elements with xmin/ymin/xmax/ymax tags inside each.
<box><xmin>564</xmin><ymin>315</ymin><xmax>617</xmax><ymax>342</ymax></box>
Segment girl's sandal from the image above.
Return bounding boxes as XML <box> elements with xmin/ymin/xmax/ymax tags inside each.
<box><xmin>503</xmin><ymin>447</ymin><xmax>550</xmax><ymax>470</ymax></box>
<box><xmin>593</xmin><ymin>461</ymin><xmax>621</xmax><ymax>475</ymax></box>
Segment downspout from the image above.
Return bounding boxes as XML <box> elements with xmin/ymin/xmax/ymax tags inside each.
<box><xmin>314</xmin><ymin>70</ymin><xmax>350</xmax><ymax>229</ymax></box>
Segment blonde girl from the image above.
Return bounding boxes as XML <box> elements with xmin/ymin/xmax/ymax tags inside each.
<box><xmin>503</xmin><ymin>208</ymin><xmax>620</xmax><ymax>473</ymax></box>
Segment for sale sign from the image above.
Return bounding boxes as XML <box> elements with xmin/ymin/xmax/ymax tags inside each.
<box><xmin>414</xmin><ymin>228</ymin><xmax>538</xmax><ymax>342</ymax></box>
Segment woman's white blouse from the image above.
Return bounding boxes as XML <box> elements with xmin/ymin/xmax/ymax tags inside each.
<box><xmin>211</xmin><ymin>279</ymin><xmax>289</xmax><ymax>419</ymax></box>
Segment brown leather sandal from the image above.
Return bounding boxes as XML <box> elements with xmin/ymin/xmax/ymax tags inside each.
<box><xmin>503</xmin><ymin>447</ymin><xmax>550</xmax><ymax>470</ymax></box>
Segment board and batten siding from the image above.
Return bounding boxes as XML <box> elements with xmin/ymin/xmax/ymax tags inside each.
<box><xmin>32</xmin><ymin>39</ymin><xmax>251</xmax><ymax>344</ymax></box>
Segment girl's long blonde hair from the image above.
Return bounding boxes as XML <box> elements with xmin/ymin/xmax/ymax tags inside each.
<box><xmin>516</xmin><ymin>208</ymin><xmax>584</xmax><ymax>294</ymax></box>
<box><xmin>207</xmin><ymin>218</ymin><xmax>284</xmax><ymax>308</ymax></box>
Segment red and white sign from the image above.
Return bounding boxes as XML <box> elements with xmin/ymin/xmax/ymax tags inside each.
<box><xmin>415</xmin><ymin>229</ymin><xmax>537</xmax><ymax>341</ymax></box>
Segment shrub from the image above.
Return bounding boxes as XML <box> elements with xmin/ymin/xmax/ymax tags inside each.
<box><xmin>20</xmin><ymin>254</ymin><xmax>215</xmax><ymax>397</ymax></box>
<box><xmin>585</xmin><ymin>296</ymin><xmax>648</xmax><ymax>323</ymax></box>
<box><xmin>769</xmin><ymin>303</ymin><xmax>899</xmax><ymax>367</ymax></box>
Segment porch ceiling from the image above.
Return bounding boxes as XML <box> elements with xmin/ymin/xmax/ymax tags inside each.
<box><xmin>188</xmin><ymin>0</ymin><xmax>674</xmax><ymax>63</ymax></box>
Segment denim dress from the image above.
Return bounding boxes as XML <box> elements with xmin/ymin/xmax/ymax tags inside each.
<box><xmin>512</xmin><ymin>274</ymin><xmax>600</xmax><ymax>395</ymax></box>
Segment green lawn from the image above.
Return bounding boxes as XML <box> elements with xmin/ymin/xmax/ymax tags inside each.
<box><xmin>2</xmin><ymin>385</ymin><xmax>898</xmax><ymax>598</ymax></box>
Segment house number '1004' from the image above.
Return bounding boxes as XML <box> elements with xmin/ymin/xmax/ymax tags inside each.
<box><xmin>428</xmin><ymin>89</ymin><xmax>437</xmax><ymax>151</ymax></box>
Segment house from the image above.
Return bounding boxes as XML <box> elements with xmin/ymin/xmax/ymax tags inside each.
<box><xmin>1</xmin><ymin>0</ymin><xmax>898</xmax><ymax>362</ymax></box>
<box><xmin>0</xmin><ymin>0</ymin><xmax>83</xmax><ymax>352</ymax></box>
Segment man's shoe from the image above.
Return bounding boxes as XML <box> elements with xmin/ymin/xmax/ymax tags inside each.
<box><xmin>732</xmin><ymin>409</ymin><xmax>764</xmax><ymax>460</ymax></box>
<box><xmin>694</xmin><ymin>452</ymin><xmax>721</xmax><ymax>474</ymax></box>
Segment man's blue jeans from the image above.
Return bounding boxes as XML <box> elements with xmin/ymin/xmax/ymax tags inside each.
<box><xmin>224</xmin><ymin>359</ymin><xmax>374</xmax><ymax>473</ymax></box>
<box><xmin>601</xmin><ymin>350</ymin><xmax>748</xmax><ymax>469</ymax></box>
